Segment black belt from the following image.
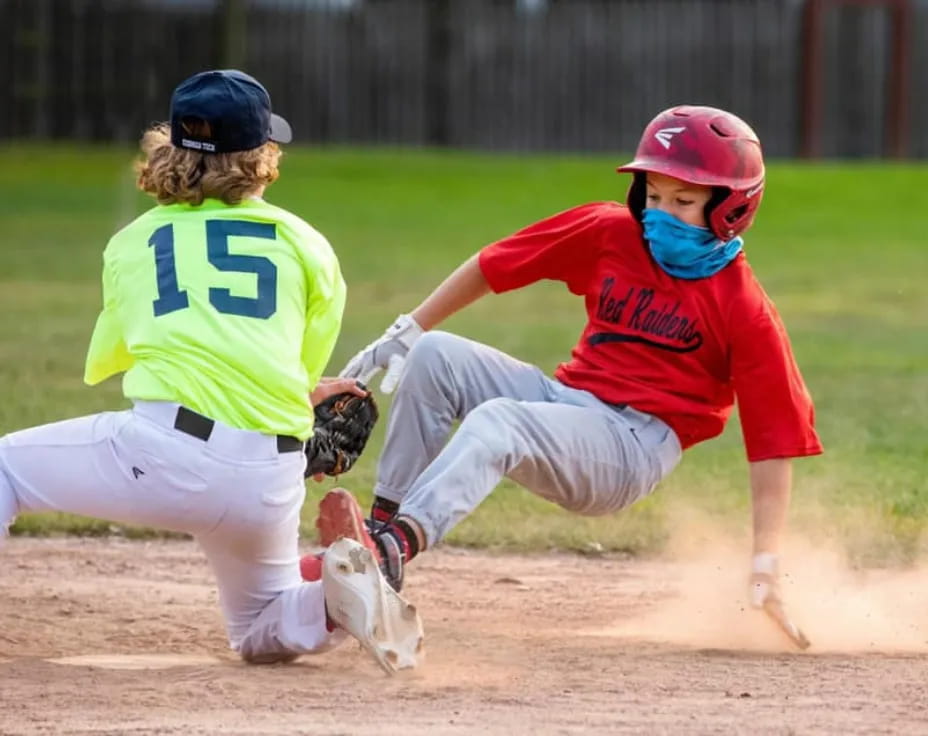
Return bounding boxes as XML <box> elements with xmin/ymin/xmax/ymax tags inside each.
<box><xmin>174</xmin><ymin>406</ymin><xmax>303</xmax><ymax>453</ymax></box>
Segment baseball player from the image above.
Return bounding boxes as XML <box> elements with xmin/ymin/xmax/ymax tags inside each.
<box><xmin>0</xmin><ymin>69</ymin><xmax>422</xmax><ymax>671</ymax></box>
<box><xmin>320</xmin><ymin>106</ymin><xmax>823</xmax><ymax>616</ymax></box>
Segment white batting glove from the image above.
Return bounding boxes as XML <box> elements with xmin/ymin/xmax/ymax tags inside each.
<box><xmin>749</xmin><ymin>552</ymin><xmax>780</xmax><ymax>608</ymax></box>
<box><xmin>339</xmin><ymin>314</ymin><xmax>425</xmax><ymax>394</ymax></box>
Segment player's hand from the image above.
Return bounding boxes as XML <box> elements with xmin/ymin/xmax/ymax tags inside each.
<box><xmin>310</xmin><ymin>377</ymin><xmax>369</xmax><ymax>407</ymax></box>
<box><xmin>749</xmin><ymin>552</ymin><xmax>780</xmax><ymax>608</ymax></box>
<box><xmin>339</xmin><ymin>314</ymin><xmax>424</xmax><ymax>394</ymax></box>
<box><xmin>751</xmin><ymin>552</ymin><xmax>812</xmax><ymax>649</ymax></box>
<box><xmin>306</xmin><ymin>378</ymin><xmax>372</xmax><ymax>483</ymax></box>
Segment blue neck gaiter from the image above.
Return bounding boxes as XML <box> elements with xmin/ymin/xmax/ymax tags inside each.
<box><xmin>641</xmin><ymin>208</ymin><xmax>743</xmax><ymax>280</ymax></box>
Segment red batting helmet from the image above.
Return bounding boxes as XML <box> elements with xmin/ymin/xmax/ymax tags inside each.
<box><xmin>618</xmin><ymin>105</ymin><xmax>765</xmax><ymax>240</ymax></box>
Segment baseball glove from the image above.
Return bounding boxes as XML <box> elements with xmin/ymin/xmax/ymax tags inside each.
<box><xmin>304</xmin><ymin>390</ymin><xmax>379</xmax><ymax>477</ymax></box>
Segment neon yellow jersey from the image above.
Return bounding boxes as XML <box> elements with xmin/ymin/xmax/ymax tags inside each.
<box><xmin>84</xmin><ymin>198</ymin><xmax>345</xmax><ymax>440</ymax></box>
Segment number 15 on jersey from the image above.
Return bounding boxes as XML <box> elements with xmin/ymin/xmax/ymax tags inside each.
<box><xmin>148</xmin><ymin>219</ymin><xmax>278</xmax><ymax>319</ymax></box>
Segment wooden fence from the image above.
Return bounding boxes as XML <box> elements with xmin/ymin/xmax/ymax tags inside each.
<box><xmin>0</xmin><ymin>0</ymin><xmax>924</xmax><ymax>158</ymax></box>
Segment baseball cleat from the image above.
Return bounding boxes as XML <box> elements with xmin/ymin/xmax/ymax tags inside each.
<box><xmin>314</xmin><ymin>487</ymin><xmax>405</xmax><ymax>591</ymax></box>
<box><xmin>322</xmin><ymin>537</ymin><xmax>424</xmax><ymax>675</ymax></box>
<box><xmin>300</xmin><ymin>488</ymin><xmax>379</xmax><ymax>582</ymax></box>
<box><xmin>316</xmin><ymin>488</ymin><xmax>379</xmax><ymax>552</ymax></box>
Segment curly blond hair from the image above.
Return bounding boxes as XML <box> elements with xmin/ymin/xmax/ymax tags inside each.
<box><xmin>135</xmin><ymin>122</ymin><xmax>281</xmax><ymax>206</ymax></box>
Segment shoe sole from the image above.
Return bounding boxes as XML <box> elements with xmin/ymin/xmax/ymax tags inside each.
<box><xmin>323</xmin><ymin>538</ymin><xmax>424</xmax><ymax>675</ymax></box>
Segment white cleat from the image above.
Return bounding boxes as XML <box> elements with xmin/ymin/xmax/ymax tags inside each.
<box><xmin>322</xmin><ymin>537</ymin><xmax>425</xmax><ymax>675</ymax></box>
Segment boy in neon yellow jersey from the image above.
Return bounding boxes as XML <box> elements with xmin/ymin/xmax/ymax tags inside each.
<box><xmin>0</xmin><ymin>70</ymin><xmax>422</xmax><ymax>672</ymax></box>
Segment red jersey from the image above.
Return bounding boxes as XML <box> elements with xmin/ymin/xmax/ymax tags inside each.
<box><xmin>477</xmin><ymin>202</ymin><xmax>822</xmax><ymax>461</ymax></box>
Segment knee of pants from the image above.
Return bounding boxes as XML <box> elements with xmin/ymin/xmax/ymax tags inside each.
<box><xmin>239</xmin><ymin>649</ymin><xmax>300</xmax><ymax>666</ymax></box>
<box><xmin>401</xmin><ymin>331</ymin><xmax>472</xmax><ymax>393</ymax></box>
<box><xmin>458</xmin><ymin>397</ymin><xmax>525</xmax><ymax>450</ymax></box>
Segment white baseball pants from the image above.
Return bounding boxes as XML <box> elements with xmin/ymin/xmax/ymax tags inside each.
<box><xmin>0</xmin><ymin>400</ymin><xmax>343</xmax><ymax>662</ymax></box>
<box><xmin>374</xmin><ymin>332</ymin><xmax>683</xmax><ymax>547</ymax></box>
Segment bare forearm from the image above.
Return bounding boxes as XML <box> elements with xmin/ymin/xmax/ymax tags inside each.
<box><xmin>410</xmin><ymin>254</ymin><xmax>492</xmax><ymax>330</ymax></box>
<box><xmin>750</xmin><ymin>458</ymin><xmax>792</xmax><ymax>555</ymax></box>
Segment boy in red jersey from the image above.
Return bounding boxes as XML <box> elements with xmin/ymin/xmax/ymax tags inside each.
<box><xmin>327</xmin><ymin>106</ymin><xmax>822</xmax><ymax>613</ymax></box>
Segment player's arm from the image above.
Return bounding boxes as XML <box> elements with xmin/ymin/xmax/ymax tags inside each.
<box><xmin>749</xmin><ymin>458</ymin><xmax>791</xmax><ymax>558</ymax></box>
<box><xmin>336</xmin><ymin>257</ymin><xmax>487</xmax><ymax>392</ymax></box>
<box><xmin>749</xmin><ymin>455</ymin><xmax>813</xmax><ymax>650</ymax></box>
<box><xmin>749</xmin><ymin>458</ymin><xmax>791</xmax><ymax>606</ymax></box>
<box><xmin>340</xmin><ymin>203</ymin><xmax>605</xmax><ymax>391</ymax></box>
<box><xmin>410</xmin><ymin>254</ymin><xmax>491</xmax><ymax>330</ymax></box>
<box><xmin>728</xmin><ymin>284</ymin><xmax>822</xmax><ymax>611</ymax></box>
<box><xmin>410</xmin><ymin>202</ymin><xmax>608</xmax><ymax>329</ymax></box>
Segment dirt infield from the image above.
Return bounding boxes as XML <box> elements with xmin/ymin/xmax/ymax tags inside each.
<box><xmin>1</xmin><ymin>537</ymin><xmax>926</xmax><ymax>735</ymax></box>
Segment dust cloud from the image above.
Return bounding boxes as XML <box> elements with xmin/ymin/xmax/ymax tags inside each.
<box><xmin>592</xmin><ymin>509</ymin><xmax>928</xmax><ymax>653</ymax></box>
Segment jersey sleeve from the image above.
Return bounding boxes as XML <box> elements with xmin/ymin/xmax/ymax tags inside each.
<box><xmin>300</xmin><ymin>242</ymin><xmax>346</xmax><ymax>388</ymax></box>
<box><xmin>84</xmin><ymin>252</ymin><xmax>134</xmax><ymax>385</ymax></box>
<box><xmin>729</xmin><ymin>282</ymin><xmax>823</xmax><ymax>462</ymax></box>
<box><xmin>477</xmin><ymin>202</ymin><xmax>609</xmax><ymax>295</ymax></box>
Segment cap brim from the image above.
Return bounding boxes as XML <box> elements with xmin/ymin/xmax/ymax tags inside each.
<box><xmin>269</xmin><ymin>113</ymin><xmax>292</xmax><ymax>144</ymax></box>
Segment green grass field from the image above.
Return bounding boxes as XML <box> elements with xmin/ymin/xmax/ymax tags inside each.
<box><xmin>0</xmin><ymin>144</ymin><xmax>925</xmax><ymax>565</ymax></box>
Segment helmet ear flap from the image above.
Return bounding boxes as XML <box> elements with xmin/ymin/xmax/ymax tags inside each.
<box><xmin>627</xmin><ymin>172</ymin><xmax>647</xmax><ymax>223</ymax></box>
<box><xmin>703</xmin><ymin>186</ymin><xmax>730</xmax><ymax>232</ymax></box>
<box><xmin>706</xmin><ymin>184</ymin><xmax>762</xmax><ymax>239</ymax></box>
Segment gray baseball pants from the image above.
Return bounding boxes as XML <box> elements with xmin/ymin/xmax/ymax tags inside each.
<box><xmin>373</xmin><ymin>332</ymin><xmax>683</xmax><ymax>547</ymax></box>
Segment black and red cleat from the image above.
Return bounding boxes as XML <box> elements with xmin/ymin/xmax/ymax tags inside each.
<box><xmin>300</xmin><ymin>487</ymin><xmax>377</xmax><ymax>581</ymax></box>
<box><xmin>317</xmin><ymin>487</ymin><xmax>380</xmax><ymax>551</ymax></box>
<box><xmin>301</xmin><ymin>488</ymin><xmax>405</xmax><ymax>591</ymax></box>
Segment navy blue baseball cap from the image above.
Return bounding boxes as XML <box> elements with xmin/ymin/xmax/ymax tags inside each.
<box><xmin>169</xmin><ymin>69</ymin><xmax>292</xmax><ymax>153</ymax></box>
